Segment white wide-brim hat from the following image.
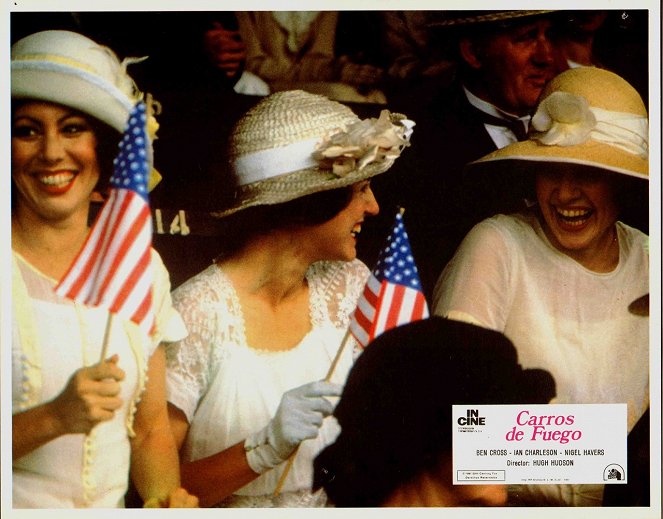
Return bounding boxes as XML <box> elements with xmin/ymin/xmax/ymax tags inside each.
<box><xmin>213</xmin><ymin>90</ymin><xmax>415</xmax><ymax>218</ymax></box>
<box><xmin>11</xmin><ymin>30</ymin><xmax>142</xmax><ymax>133</ymax></box>
<box><xmin>468</xmin><ymin>67</ymin><xmax>648</xmax><ymax>180</ymax></box>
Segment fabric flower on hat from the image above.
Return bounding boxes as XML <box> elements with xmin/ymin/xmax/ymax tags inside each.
<box><xmin>315</xmin><ymin>110</ymin><xmax>414</xmax><ymax>177</ymax></box>
<box><xmin>531</xmin><ymin>91</ymin><xmax>597</xmax><ymax>147</ymax></box>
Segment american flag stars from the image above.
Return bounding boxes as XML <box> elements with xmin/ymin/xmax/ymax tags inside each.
<box><xmin>110</xmin><ymin>103</ymin><xmax>149</xmax><ymax>197</ymax></box>
<box><xmin>374</xmin><ymin>213</ymin><xmax>422</xmax><ymax>289</ymax></box>
<box><xmin>349</xmin><ymin>210</ymin><xmax>429</xmax><ymax>349</ymax></box>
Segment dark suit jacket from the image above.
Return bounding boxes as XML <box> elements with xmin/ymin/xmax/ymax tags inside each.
<box><xmin>359</xmin><ymin>81</ymin><xmax>502</xmax><ymax>301</ymax></box>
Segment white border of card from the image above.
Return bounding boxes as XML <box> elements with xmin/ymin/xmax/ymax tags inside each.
<box><xmin>2</xmin><ymin>1</ymin><xmax>660</xmax><ymax>519</ymax></box>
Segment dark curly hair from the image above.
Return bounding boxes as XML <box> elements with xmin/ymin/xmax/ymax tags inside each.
<box><xmin>11</xmin><ymin>99</ymin><xmax>121</xmax><ymax>208</ymax></box>
<box><xmin>214</xmin><ymin>185</ymin><xmax>355</xmax><ymax>258</ymax></box>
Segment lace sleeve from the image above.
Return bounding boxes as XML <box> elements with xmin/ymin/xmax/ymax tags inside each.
<box><xmin>164</xmin><ymin>269</ymin><xmax>225</xmax><ymax>423</ymax></box>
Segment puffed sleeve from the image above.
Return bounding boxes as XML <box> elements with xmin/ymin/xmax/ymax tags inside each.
<box><xmin>164</xmin><ymin>275</ymin><xmax>219</xmax><ymax>423</ymax></box>
<box><xmin>151</xmin><ymin>249</ymin><xmax>187</xmax><ymax>346</ymax></box>
<box><xmin>432</xmin><ymin>218</ymin><xmax>515</xmax><ymax>332</ymax></box>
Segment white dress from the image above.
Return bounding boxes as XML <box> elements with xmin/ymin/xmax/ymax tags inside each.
<box><xmin>433</xmin><ymin>212</ymin><xmax>649</xmax><ymax>506</ymax></box>
<box><xmin>12</xmin><ymin>250</ymin><xmax>186</xmax><ymax>508</ymax></box>
<box><xmin>165</xmin><ymin>259</ymin><xmax>369</xmax><ymax>507</ymax></box>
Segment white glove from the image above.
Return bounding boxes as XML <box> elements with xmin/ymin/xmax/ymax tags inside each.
<box><xmin>244</xmin><ymin>380</ymin><xmax>342</xmax><ymax>474</ymax></box>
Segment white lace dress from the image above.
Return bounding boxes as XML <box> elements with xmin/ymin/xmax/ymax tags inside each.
<box><xmin>165</xmin><ymin>259</ymin><xmax>369</xmax><ymax>507</ymax></box>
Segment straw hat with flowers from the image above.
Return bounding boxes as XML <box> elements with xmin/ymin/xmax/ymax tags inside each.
<box><xmin>213</xmin><ymin>90</ymin><xmax>414</xmax><ymax>218</ymax></box>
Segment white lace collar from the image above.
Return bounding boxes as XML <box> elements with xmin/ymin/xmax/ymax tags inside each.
<box><xmin>212</xmin><ymin>263</ymin><xmax>332</xmax><ymax>352</ymax></box>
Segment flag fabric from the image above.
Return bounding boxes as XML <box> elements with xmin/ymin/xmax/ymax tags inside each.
<box><xmin>349</xmin><ymin>211</ymin><xmax>429</xmax><ymax>348</ymax></box>
<box><xmin>55</xmin><ymin>102</ymin><xmax>155</xmax><ymax>336</ymax></box>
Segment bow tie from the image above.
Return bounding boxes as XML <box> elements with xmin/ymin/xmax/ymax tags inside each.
<box><xmin>475</xmin><ymin>109</ymin><xmax>529</xmax><ymax>142</ymax></box>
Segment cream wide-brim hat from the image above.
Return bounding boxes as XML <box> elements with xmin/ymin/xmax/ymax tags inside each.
<box><xmin>213</xmin><ymin>90</ymin><xmax>414</xmax><ymax>218</ymax></box>
<box><xmin>11</xmin><ymin>30</ymin><xmax>165</xmax><ymax>190</ymax></box>
<box><xmin>11</xmin><ymin>30</ymin><xmax>143</xmax><ymax>133</ymax></box>
<box><xmin>468</xmin><ymin>67</ymin><xmax>649</xmax><ymax>181</ymax></box>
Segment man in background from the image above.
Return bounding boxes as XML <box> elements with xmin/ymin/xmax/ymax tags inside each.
<box><xmin>365</xmin><ymin>11</ymin><xmax>564</xmax><ymax>300</ymax></box>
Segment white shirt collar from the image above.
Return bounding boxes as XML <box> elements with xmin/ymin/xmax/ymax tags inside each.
<box><xmin>463</xmin><ymin>86</ymin><xmax>529</xmax><ymax>124</ymax></box>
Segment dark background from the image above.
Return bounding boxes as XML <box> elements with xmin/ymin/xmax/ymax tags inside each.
<box><xmin>10</xmin><ymin>11</ymin><xmax>651</xmax><ymax>288</ymax></box>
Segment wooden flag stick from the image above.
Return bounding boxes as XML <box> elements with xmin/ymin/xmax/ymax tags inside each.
<box><xmin>86</xmin><ymin>313</ymin><xmax>114</xmax><ymax>441</ymax></box>
<box><xmin>99</xmin><ymin>313</ymin><xmax>114</xmax><ymax>363</ymax></box>
<box><xmin>273</xmin><ymin>206</ymin><xmax>415</xmax><ymax>496</ymax></box>
<box><xmin>272</xmin><ymin>328</ymin><xmax>353</xmax><ymax>497</ymax></box>
<box><xmin>324</xmin><ymin>327</ymin><xmax>353</xmax><ymax>381</ymax></box>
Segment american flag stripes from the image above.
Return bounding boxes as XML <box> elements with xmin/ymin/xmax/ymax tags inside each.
<box><xmin>349</xmin><ymin>211</ymin><xmax>429</xmax><ymax>348</ymax></box>
<box><xmin>55</xmin><ymin>102</ymin><xmax>155</xmax><ymax>336</ymax></box>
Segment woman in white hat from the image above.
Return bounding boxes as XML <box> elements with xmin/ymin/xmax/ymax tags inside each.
<box><xmin>11</xmin><ymin>30</ymin><xmax>196</xmax><ymax>508</ymax></box>
<box><xmin>164</xmin><ymin>90</ymin><xmax>413</xmax><ymax>507</ymax></box>
<box><xmin>433</xmin><ymin>67</ymin><xmax>649</xmax><ymax>506</ymax></box>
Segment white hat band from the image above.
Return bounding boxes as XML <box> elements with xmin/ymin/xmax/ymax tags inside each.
<box><xmin>12</xmin><ymin>59</ymin><xmax>135</xmax><ymax>111</ymax></box>
<box><xmin>590</xmin><ymin>107</ymin><xmax>648</xmax><ymax>159</ymax></box>
<box><xmin>532</xmin><ymin>91</ymin><xmax>648</xmax><ymax>159</ymax></box>
<box><xmin>232</xmin><ymin>137</ymin><xmax>322</xmax><ymax>186</ymax></box>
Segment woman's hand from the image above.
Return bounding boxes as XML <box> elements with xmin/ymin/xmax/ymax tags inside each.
<box><xmin>143</xmin><ymin>487</ymin><xmax>199</xmax><ymax>508</ymax></box>
<box><xmin>244</xmin><ymin>380</ymin><xmax>342</xmax><ymax>474</ymax></box>
<box><xmin>47</xmin><ymin>354</ymin><xmax>125</xmax><ymax>435</ymax></box>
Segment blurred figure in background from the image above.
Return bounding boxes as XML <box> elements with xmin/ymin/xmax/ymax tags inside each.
<box><xmin>553</xmin><ymin>10</ymin><xmax>648</xmax><ymax>104</ymax></box>
<box><xmin>202</xmin><ymin>14</ymin><xmax>269</xmax><ymax>96</ymax></box>
<box><xmin>237</xmin><ymin>11</ymin><xmax>386</xmax><ymax>104</ymax></box>
<box><xmin>381</xmin><ymin>11</ymin><xmax>455</xmax><ymax>86</ymax></box>
<box><xmin>553</xmin><ymin>10</ymin><xmax>609</xmax><ymax>69</ymax></box>
<box><xmin>364</xmin><ymin>10</ymin><xmax>564</xmax><ymax>300</ymax></box>
<box><xmin>314</xmin><ymin>317</ymin><xmax>555</xmax><ymax>507</ymax></box>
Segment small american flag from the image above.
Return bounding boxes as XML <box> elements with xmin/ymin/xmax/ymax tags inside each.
<box><xmin>349</xmin><ymin>210</ymin><xmax>429</xmax><ymax>348</ymax></box>
<box><xmin>56</xmin><ymin>102</ymin><xmax>155</xmax><ymax>336</ymax></box>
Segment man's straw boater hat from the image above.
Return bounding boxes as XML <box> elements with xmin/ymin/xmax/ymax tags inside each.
<box><xmin>468</xmin><ymin>67</ymin><xmax>648</xmax><ymax>180</ymax></box>
<box><xmin>428</xmin><ymin>10</ymin><xmax>555</xmax><ymax>28</ymax></box>
<box><xmin>213</xmin><ymin>90</ymin><xmax>414</xmax><ymax>218</ymax></box>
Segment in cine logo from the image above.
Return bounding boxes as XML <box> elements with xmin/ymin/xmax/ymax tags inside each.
<box><xmin>458</xmin><ymin>409</ymin><xmax>485</xmax><ymax>426</ymax></box>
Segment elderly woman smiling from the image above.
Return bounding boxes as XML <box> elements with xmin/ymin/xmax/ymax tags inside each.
<box><xmin>433</xmin><ymin>67</ymin><xmax>649</xmax><ymax>507</ymax></box>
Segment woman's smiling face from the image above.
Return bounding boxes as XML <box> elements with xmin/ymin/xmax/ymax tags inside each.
<box><xmin>307</xmin><ymin>180</ymin><xmax>380</xmax><ymax>262</ymax></box>
<box><xmin>536</xmin><ymin>166</ymin><xmax>619</xmax><ymax>263</ymax></box>
<box><xmin>12</xmin><ymin>101</ymin><xmax>100</xmax><ymax>223</ymax></box>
